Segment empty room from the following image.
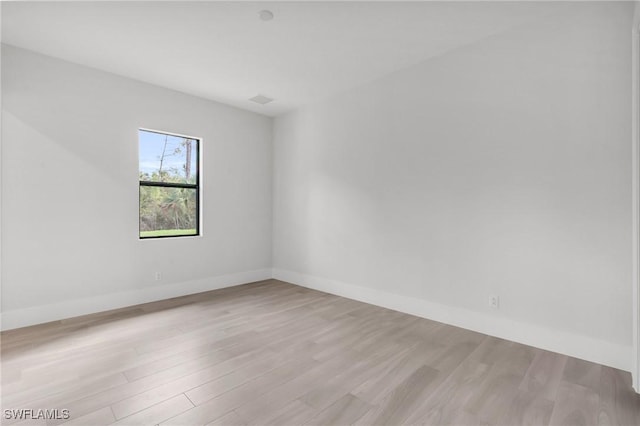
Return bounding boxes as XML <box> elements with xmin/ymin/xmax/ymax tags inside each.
<box><xmin>2</xmin><ymin>1</ymin><xmax>640</xmax><ymax>425</ymax></box>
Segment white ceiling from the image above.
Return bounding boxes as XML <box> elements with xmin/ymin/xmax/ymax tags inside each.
<box><xmin>2</xmin><ymin>1</ymin><xmax>563</xmax><ymax>116</ymax></box>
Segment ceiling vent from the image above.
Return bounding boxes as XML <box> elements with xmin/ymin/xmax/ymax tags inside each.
<box><xmin>249</xmin><ymin>94</ymin><xmax>274</xmax><ymax>105</ymax></box>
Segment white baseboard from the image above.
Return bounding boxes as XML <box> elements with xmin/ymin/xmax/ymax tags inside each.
<box><xmin>273</xmin><ymin>268</ymin><xmax>631</xmax><ymax>372</ymax></box>
<box><xmin>0</xmin><ymin>268</ymin><xmax>273</xmax><ymax>331</ymax></box>
<box><xmin>3</xmin><ymin>266</ymin><xmax>631</xmax><ymax>373</ymax></box>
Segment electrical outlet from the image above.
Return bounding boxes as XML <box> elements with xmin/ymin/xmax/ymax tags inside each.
<box><xmin>155</xmin><ymin>271</ymin><xmax>162</xmax><ymax>281</ymax></box>
<box><xmin>489</xmin><ymin>295</ymin><xmax>499</xmax><ymax>309</ymax></box>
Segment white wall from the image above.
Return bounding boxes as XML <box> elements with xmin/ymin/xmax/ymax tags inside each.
<box><xmin>632</xmin><ymin>0</ymin><xmax>640</xmax><ymax>391</ymax></box>
<box><xmin>1</xmin><ymin>2</ymin><xmax>636</xmax><ymax>373</ymax></box>
<box><xmin>273</xmin><ymin>2</ymin><xmax>634</xmax><ymax>369</ymax></box>
<box><xmin>1</xmin><ymin>45</ymin><xmax>273</xmax><ymax>329</ymax></box>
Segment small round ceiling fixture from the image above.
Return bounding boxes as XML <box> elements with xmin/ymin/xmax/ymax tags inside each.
<box><xmin>259</xmin><ymin>10</ymin><xmax>274</xmax><ymax>21</ymax></box>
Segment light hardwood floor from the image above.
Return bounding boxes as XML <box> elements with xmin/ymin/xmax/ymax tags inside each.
<box><xmin>1</xmin><ymin>279</ymin><xmax>639</xmax><ymax>425</ymax></box>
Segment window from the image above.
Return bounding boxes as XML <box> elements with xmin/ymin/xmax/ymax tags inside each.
<box><xmin>139</xmin><ymin>129</ymin><xmax>200</xmax><ymax>239</ymax></box>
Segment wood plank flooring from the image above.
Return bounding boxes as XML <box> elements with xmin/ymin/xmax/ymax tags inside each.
<box><xmin>1</xmin><ymin>279</ymin><xmax>639</xmax><ymax>425</ymax></box>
